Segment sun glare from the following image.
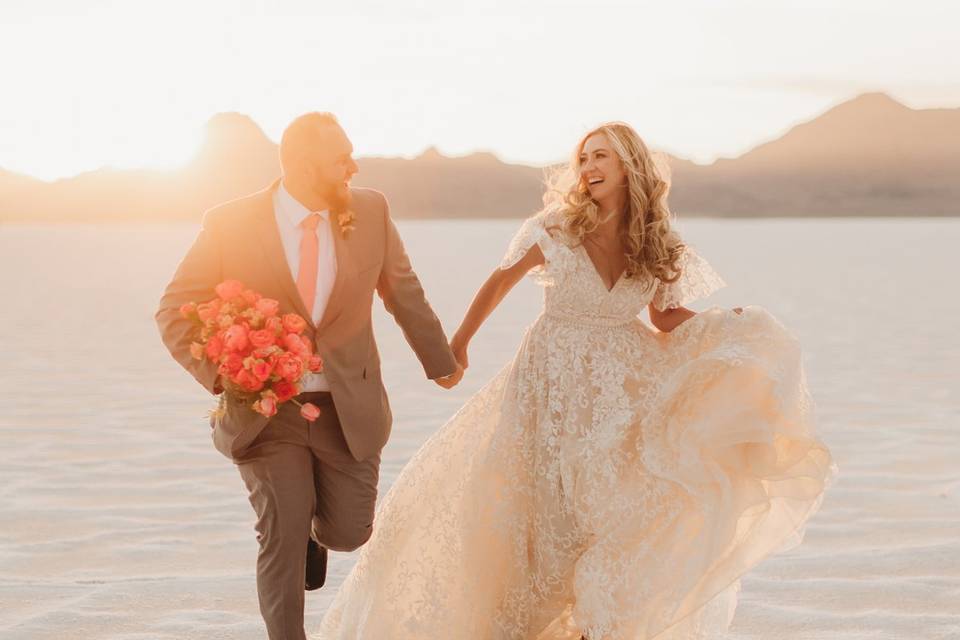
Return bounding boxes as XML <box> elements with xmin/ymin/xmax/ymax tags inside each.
<box><xmin>15</xmin><ymin>119</ymin><xmax>205</xmax><ymax>183</ymax></box>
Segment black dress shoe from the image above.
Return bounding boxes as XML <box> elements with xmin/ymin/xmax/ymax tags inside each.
<box><xmin>305</xmin><ymin>539</ymin><xmax>327</xmax><ymax>591</ymax></box>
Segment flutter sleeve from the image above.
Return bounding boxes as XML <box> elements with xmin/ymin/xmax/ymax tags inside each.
<box><xmin>499</xmin><ymin>211</ymin><xmax>564</xmax><ymax>286</ymax></box>
<box><xmin>651</xmin><ymin>244</ymin><xmax>727</xmax><ymax>311</ymax></box>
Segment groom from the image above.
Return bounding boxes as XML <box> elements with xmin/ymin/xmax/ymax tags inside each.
<box><xmin>155</xmin><ymin>112</ymin><xmax>463</xmax><ymax>639</ymax></box>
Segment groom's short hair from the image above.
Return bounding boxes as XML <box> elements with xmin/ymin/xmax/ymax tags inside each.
<box><xmin>279</xmin><ymin>112</ymin><xmax>341</xmax><ymax>173</ymax></box>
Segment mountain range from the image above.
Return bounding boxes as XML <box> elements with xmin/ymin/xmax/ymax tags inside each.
<box><xmin>1</xmin><ymin>92</ymin><xmax>957</xmax><ymax>222</ymax></box>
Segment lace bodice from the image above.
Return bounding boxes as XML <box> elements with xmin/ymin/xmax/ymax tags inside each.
<box><xmin>499</xmin><ymin>211</ymin><xmax>727</xmax><ymax>324</ymax></box>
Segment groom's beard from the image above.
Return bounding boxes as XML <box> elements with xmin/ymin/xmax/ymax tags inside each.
<box><xmin>317</xmin><ymin>180</ymin><xmax>353</xmax><ymax>214</ymax></box>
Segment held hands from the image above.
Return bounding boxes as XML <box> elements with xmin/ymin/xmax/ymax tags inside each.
<box><xmin>435</xmin><ymin>363</ymin><xmax>464</xmax><ymax>389</ymax></box>
<box><xmin>435</xmin><ymin>333</ymin><xmax>469</xmax><ymax>390</ymax></box>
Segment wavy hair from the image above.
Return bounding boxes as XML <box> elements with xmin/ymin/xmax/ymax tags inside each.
<box><xmin>541</xmin><ymin>121</ymin><xmax>684</xmax><ymax>286</ymax></box>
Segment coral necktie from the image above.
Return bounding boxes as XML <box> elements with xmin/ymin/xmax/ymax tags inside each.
<box><xmin>296</xmin><ymin>213</ymin><xmax>322</xmax><ymax>320</ymax></box>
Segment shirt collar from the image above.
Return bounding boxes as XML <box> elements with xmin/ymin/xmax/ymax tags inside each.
<box><xmin>275</xmin><ymin>181</ymin><xmax>330</xmax><ymax>228</ymax></box>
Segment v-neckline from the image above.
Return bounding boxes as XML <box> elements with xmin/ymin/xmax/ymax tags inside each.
<box><xmin>578</xmin><ymin>244</ymin><xmax>626</xmax><ymax>293</ymax></box>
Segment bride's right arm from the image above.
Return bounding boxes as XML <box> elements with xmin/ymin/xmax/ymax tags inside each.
<box><xmin>449</xmin><ymin>244</ymin><xmax>545</xmax><ymax>369</ymax></box>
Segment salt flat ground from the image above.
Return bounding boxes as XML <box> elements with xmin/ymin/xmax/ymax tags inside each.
<box><xmin>1</xmin><ymin>218</ymin><xmax>957</xmax><ymax>639</ymax></box>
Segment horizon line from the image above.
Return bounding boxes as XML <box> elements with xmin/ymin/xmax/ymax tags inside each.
<box><xmin>3</xmin><ymin>90</ymin><xmax>955</xmax><ymax>184</ymax></box>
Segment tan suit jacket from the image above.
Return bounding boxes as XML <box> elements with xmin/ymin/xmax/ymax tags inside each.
<box><xmin>156</xmin><ymin>179</ymin><xmax>457</xmax><ymax>461</ymax></box>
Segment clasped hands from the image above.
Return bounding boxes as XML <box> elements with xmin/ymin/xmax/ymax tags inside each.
<box><xmin>434</xmin><ymin>336</ymin><xmax>468</xmax><ymax>389</ymax></box>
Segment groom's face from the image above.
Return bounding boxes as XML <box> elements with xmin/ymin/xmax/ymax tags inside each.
<box><xmin>307</xmin><ymin>124</ymin><xmax>359</xmax><ymax>211</ymax></box>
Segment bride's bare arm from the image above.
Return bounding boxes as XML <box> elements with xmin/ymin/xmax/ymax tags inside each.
<box><xmin>648</xmin><ymin>304</ymin><xmax>697</xmax><ymax>333</ymax></box>
<box><xmin>649</xmin><ymin>304</ymin><xmax>744</xmax><ymax>332</ymax></box>
<box><xmin>450</xmin><ymin>244</ymin><xmax>545</xmax><ymax>369</ymax></box>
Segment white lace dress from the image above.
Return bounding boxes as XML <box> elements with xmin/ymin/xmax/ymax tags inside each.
<box><xmin>317</xmin><ymin>212</ymin><xmax>836</xmax><ymax>640</ymax></box>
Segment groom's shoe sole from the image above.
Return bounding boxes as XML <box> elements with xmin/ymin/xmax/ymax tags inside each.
<box><xmin>305</xmin><ymin>539</ymin><xmax>327</xmax><ymax>591</ymax></box>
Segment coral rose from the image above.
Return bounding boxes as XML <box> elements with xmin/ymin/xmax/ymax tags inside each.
<box><xmin>204</xmin><ymin>335</ymin><xmax>224</xmax><ymax>360</ymax></box>
<box><xmin>215</xmin><ymin>280</ymin><xmax>245</xmax><ymax>301</ymax></box>
<box><xmin>251</xmin><ymin>359</ymin><xmax>272</xmax><ymax>382</ymax></box>
<box><xmin>275</xmin><ymin>352</ymin><xmax>305</xmax><ymax>382</ymax></box>
<box><xmin>282</xmin><ymin>313</ymin><xmax>308</xmax><ymax>334</ymax></box>
<box><xmin>234</xmin><ymin>369</ymin><xmax>264</xmax><ymax>393</ymax></box>
<box><xmin>223</xmin><ymin>325</ymin><xmax>249</xmax><ymax>351</ymax></box>
<box><xmin>300</xmin><ymin>402</ymin><xmax>321</xmax><ymax>422</ymax></box>
<box><xmin>249</xmin><ymin>329</ymin><xmax>276</xmax><ymax>350</ymax></box>
<box><xmin>307</xmin><ymin>355</ymin><xmax>323</xmax><ymax>373</ymax></box>
<box><xmin>219</xmin><ymin>352</ymin><xmax>244</xmax><ymax>375</ymax></box>
<box><xmin>256</xmin><ymin>298</ymin><xmax>280</xmax><ymax>317</ymax></box>
<box><xmin>265</xmin><ymin>316</ymin><xmax>283</xmax><ymax>335</ymax></box>
<box><xmin>272</xmin><ymin>379</ymin><xmax>298</xmax><ymax>403</ymax></box>
<box><xmin>283</xmin><ymin>333</ymin><xmax>309</xmax><ymax>356</ymax></box>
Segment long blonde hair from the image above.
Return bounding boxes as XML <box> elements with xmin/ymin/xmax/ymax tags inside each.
<box><xmin>541</xmin><ymin>122</ymin><xmax>684</xmax><ymax>286</ymax></box>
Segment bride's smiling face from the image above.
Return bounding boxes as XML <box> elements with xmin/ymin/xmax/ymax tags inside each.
<box><xmin>579</xmin><ymin>133</ymin><xmax>627</xmax><ymax>207</ymax></box>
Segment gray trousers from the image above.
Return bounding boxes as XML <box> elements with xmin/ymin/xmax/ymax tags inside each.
<box><xmin>235</xmin><ymin>392</ymin><xmax>380</xmax><ymax>640</ymax></box>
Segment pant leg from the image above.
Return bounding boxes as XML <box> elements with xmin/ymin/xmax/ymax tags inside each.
<box><xmin>304</xmin><ymin>398</ymin><xmax>381</xmax><ymax>552</ymax></box>
<box><xmin>236</xmin><ymin>408</ymin><xmax>315</xmax><ymax>640</ymax></box>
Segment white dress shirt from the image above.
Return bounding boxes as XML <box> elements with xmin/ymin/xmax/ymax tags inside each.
<box><xmin>273</xmin><ymin>182</ymin><xmax>337</xmax><ymax>392</ymax></box>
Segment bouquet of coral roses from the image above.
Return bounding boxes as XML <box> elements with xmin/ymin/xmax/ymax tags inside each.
<box><xmin>180</xmin><ymin>279</ymin><xmax>324</xmax><ymax>421</ymax></box>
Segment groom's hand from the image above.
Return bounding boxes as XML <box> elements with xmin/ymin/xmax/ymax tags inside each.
<box><xmin>434</xmin><ymin>364</ymin><xmax>464</xmax><ymax>389</ymax></box>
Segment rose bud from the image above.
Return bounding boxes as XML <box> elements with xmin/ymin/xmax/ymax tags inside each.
<box><xmin>254</xmin><ymin>396</ymin><xmax>278</xmax><ymax>418</ymax></box>
<box><xmin>300</xmin><ymin>402</ymin><xmax>321</xmax><ymax>422</ymax></box>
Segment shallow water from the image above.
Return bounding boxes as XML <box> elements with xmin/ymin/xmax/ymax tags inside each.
<box><xmin>1</xmin><ymin>218</ymin><xmax>958</xmax><ymax>639</ymax></box>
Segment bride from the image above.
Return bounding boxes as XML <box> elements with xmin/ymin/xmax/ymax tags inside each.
<box><xmin>318</xmin><ymin>122</ymin><xmax>836</xmax><ymax>639</ymax></box>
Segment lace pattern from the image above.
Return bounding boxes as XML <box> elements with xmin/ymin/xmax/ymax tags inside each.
<box><xmin>652</xmin><ymin>245</ymin><xmax>727</xmax><ymax>311</ymax></box>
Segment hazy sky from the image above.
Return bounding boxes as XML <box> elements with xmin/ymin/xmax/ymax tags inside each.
<box><xmin>2</xmin><ymin>0</ymin><xmax>957</xmax><ymax>180</ymax></box>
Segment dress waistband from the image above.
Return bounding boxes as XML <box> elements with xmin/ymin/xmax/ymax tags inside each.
<box><xmin>542</xmin><ymin>310</ymin><xmax>634</xmax><ymax>328</ymax></box>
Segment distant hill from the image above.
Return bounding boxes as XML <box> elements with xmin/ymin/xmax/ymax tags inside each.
<box><xmin>668</xmin><ymin>92</ymin><xmax>960</xmax><ymax>216</ymax></box>
<box><xmin>1</xmin><ymin>93</ymin><xmax>957</xmax><ymax>221</ymax></box>
<box><xmin>352</xmin><ymin>147</ymin><xmax>545</xmax><ymax>218</ymax></box>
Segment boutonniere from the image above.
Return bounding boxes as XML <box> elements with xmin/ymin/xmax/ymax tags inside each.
<box><xmin>337</xmin><ymin>209</ymin><xmax>356</xmax><ymax>237</ymax></box>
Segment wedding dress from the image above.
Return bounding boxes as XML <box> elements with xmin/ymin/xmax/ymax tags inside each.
<box><xmin>317</xmin><ymin>211</ymin><xmax>836</xmax><ymax>639</ymax></box>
